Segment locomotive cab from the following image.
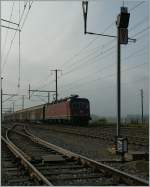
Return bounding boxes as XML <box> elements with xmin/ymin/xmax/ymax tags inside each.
<box><xmin>70</xmin><ymin>97</ymin><xmax>91</xmax><ymax>124</ymax></box>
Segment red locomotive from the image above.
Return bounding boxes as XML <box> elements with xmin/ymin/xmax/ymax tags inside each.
<box><xmin>4</xmin><ymin>95</ymin><xmax>91</xmax><ymax>124</ymax></box>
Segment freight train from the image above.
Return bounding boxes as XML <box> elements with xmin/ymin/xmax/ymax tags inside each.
<box><xmin>4</xmin><ymin>95</ymin><xmax>91</xmax><ymax>124</ymax></box>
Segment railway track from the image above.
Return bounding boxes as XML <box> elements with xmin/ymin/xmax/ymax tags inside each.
<box><xmin>1</xmin><ymin>132</ymin><xmax>47</xmax><ymax>185</ymax></box>
<box><xmin>25</xmin><ymin>123</ymin><xmax>148</xmax><ymax>147</ymax></box>
<box><xmin>1</xmin><ymin>125</ymin><xmax>149</xmax><ymax>186</ymax></box>
<box><xmin>3</xmin><ymin>122</ymin><xmax>148</xmax><ymax>147</ymax></box>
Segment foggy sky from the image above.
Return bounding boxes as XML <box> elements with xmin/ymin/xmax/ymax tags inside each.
<box><xmin>1</xmin><ymin>0</ymin><xmax>149</xmax><ymax>117</ymax></box>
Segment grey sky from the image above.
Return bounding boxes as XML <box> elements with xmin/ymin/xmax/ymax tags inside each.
<box><xmin>1</xmin><ymin>0</ymin><xmax>149</xmax><ymax>117</ymax></box>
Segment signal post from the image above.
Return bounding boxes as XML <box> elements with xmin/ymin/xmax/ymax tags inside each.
<box><xmin>82</xmin><ymin>1</ymin><xmax>136</xmax><ymax>160</ymax></box>
<box><xmin>115</xmin><ymin>7</ymin><xmax>130</xmax><ymax>160</ymax></box>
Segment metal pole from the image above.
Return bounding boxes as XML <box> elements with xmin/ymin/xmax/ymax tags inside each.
<box><xmin>22</xmin><ymin>95</ymin><xmax>24</xmax><ymax>109</ymax></box>
<box><xmin>29</xmin><ymin>84</ymin><xmax>30</xmax><ymax>99</ymax></box>
<box><xmin>117</xmin><ymin>28</ymin><xmax>121</xmax><ymax>137</ymax></box>
<box><xmin>55</xmin><ymin>69</ymin><xmax>58</xmax><ymax>102</ymax></box>
<box><xmin>140</xmin><ymin>89</ymin><xmax>144</xmax><ymax>124</ymax></box>
<box><xmin>1</xmin><ymin>85</ymin><xmax>2</xmax><ymax>122</ymax></box>
<box><xmin>48</xmin><ymin>92</ymin><xmax>50</xmax><ymax>103</ymax></box>
<box><xmin>13</xmin><ymin>102</ymin><xmax>15</xmax><ymax>112</ymax></box>
<box><xmin>1</xmin><ymin>77</ymin><xmax>3</xmax><ymax>123</ymax></box>
<box><xmin>18</xmin><ymin>30</ymin><xmax>21</xmax><ymax>88</ymax></box>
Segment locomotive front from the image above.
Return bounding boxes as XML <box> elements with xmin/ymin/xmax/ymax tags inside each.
<box><xmin>70</xmin><ymin>97</ymin><xmax>91</xmax><ymax>124</ymax></box>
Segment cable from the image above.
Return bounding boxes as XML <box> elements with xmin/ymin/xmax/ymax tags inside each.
<box><xmin>129</xmin><ymin>1</ymin><xmax>145</xmax><ymax>12</ymax></box>
<box><xmin>63</xmin><ymin>45</ymin><xmax>116</xmax><ymax>76</ymax></box>
<box><xmin>55</xmin><ymin>32</ymin><xmax>147</xmax><ymax>94</ymax></box>
<box><xmin>2</xmin><ymin>1</ymin><xmax>31</xmax><ymax>71</ymax></box>
<box><xmin>2</xmin><ymin>1</ymin><xmax>15</xmax><ymax>59</ymax></box>
<box><xmin>132</xmin><ymin>26</ymin><xmax>150</xmax><ymax>38</ymax></box>
<box><xmin>59</xmin><ymin>1</ymin><xmax>145</xmax><ymax>70</ymax></box>
<box><xmin>57</xmin><ymin>32</ymin><xmax>147</xmax><ymax>97</ymax></box>
<box><xmin>35</xmin><ymin>95</ymin><xmax>47</xmax><ymax>103</ymax></box>
<box><xmin>59</xmin><ymin>19</ymin><xmax>117</xmax><ymax>69</ymax></box>
<box><xmin>2</xmin><ymin>95</ymin><xmax>16</xmax><ymax>103</ymax></box>
<box><xmin>63</xmin><ymin>62</ymin><xmax>147</xmax><ymax>93</ymax></box>
<box><xmin>62</xmin><ymin>38</ymin><xmax>115</xmax><ymax>71</ymax></box>
<box><xmin>62</xmin><ymin>37</ymin><xmax>146</xmax><ymax>79</ymax></box>
<box><xmin>61</xmin><ymin>15</ymin><xmax>148</xmax><ymax>75</ymax></box>
<box><xmin>2</xmin><ymin>7</ymin><xmax>27</xmax><ymax>70</ymax></box>
<box><xmin>33</xmin><ymin>74</ymin><xmax>55</xmax><ymax>91</ymax></box>
<box><xmin>60</xmin><ymin>46</ymin><xmax>147</xmax><ymax>91</ymax></box>
<box><xmin>61</xmin><ymin>19</ymin><xmax>148</xmax><ymax>80</ymax></box>
<box><xmin>26</xmin><ymin>1</ymin><xmax>147</xmax><ymax>95</ymax></box>
<box><xmin>68</xmin><ymin>76</ymin><xmax>148</xmax><ymax>99</ymax></box>
<box><xmin>62</xmin><ymin>30</ymin><xmax>147</xmax><ymax>79</ymax></box>
<box><xmin>20</xmin><ymin>1</ymin><xmax>34</xmax><ymax>30</ymax></box>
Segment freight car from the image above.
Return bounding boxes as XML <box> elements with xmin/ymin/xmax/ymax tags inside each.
<box><xmin>4</xmin><ymin>95</ymin><xmax>91</xmax><ymax>124</ymax></box>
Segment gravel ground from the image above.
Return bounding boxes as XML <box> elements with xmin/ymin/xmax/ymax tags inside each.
<box><xmin>2</xmin><ymin>122</ymin><xmax>149</xmax><ymax>181</ymax></box>
<box><xmin>26</xmin><ymin>124</ymin><xmax>149</xmax><ymax>180</ymax></box>
<box><xmin>27</xmin><ymin>124</ymin><xmax>116</xmax><ymax>160</ymax></box>
<box><xmin>26</xmin><ymin>123</ymin><xmax>149</xmax><ymax>152</ymax></box>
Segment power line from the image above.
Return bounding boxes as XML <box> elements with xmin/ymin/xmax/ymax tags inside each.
<box><xmin>60</xmin><ymin>18</ymin><xmax>148</xmax><ymax>79</ymax></box>
<box><xmin>62</xmin><ymin>38</ymin><xmax>115</xmax><ymax>71</ymax></box>
<box><xmin>59</xmin><ymin>1</ymin><xmax>145</xmax><ymax>70</ymax></box>
<box><xmin>35</xmin><ymin>94</ymin><xmax>47</xmax><ymax>103</ymax></box>
<box><xmin>2</xmin><ymin>1</ymin><xmax>32</xmax><ymax>71</ymax></box>
<box><xmin>65</xmin><ymin>77</ymin><xmax>148</xmax><ymax>98</ymax></box>
<box><xmin>60</xmin><ymin>19</ymin><xmax>147</xmax><ymax>75</ymax></box>
<box><xmin>32</xmin><ymin>72</ymin><xmax>56</xmax><ymax>92</ymax></box>
<box><xmin>10</xmin><ymin>1</ymin><xmax>146</xmax><ymax>96</ymax></box>
<box><xmin>2</xmin><ymin>1</ymin><xmax>15</xmax><ymax>59</ymax></box>
<box><xmin>1</xmin><ymin>18</ymin><xmax>19</xmax><ymax>26</ymax></box>
<box><xmin>63</xmin><ymin>46</ymin><xmax>115</xmax><ymax>77</ymax></box>
<box><xmin>2</xmin><ymin>6</ymin><xmax>27</xmax><ymax>71</ymax></box>
<box><xmin>20</xmin><ymin>0</ymin><xmax>34</xmax><ymax>30</ymax></box>
<box><xmin>59</xmin><ymin>20</ymin><xmax>117</xmax><ymax>69</ymax></box>
<box><xmin>62</xmin><ymin>62</ymin><xmax>147</xmax><ymax>93</ymax></box>
<box><xmin>132</xmin><ymin>26</ymin><xmax>150</xmax><ymax>38</ymax></box>
<box><xmin>59</xmin><ymin>1</ymin><xmax>146</xmax><ymax>71</ymax></box>
<box><xmin>129</xmin><ymin>1</ymin><xmax>145</xmax><ymax>12</ymax></box>
<box><xmin>0</xmin><ymin>25</ymin><xmax>21</xmax><ymax>31</ymax></box>
<box><xmin>62</xmin><ymin>36</ymin><xmax>146</xmax><ymax>79</ymax></box>
<box><xmin>60</xmin><ymin>47</ymin><xmax>147</xmax><ymax>91</ymax></box>
<box><xmin>129</xmin><ymin>16</ymin><xmax>148</xmax><ymax>33</ymax></box>
<box><xmin>50</xmin><ymin>31</ymin><xmax>147</xmax><ymax>92</ymax></box>
<box><xmin>52</xmin><ymin>30</ymin><xmax>147</xmax><ymax>95</ymax></box>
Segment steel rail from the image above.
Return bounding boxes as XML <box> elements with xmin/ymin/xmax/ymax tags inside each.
<box><xmin>61</xmin><ymin>127</ymin><xmax>147</xmax><ymax>145</ymax></box>
<box><xmin>2</xmin><ymin>128</ymin><xmax>53</xmax><ymax>186</ymax></box>
<box><xmin>24</xmin><ymin>125</ymin><xmax>149</xmax><ymax>186</ymax></box>
<box><xmin>29</xmin><ymin>124</ymin><xmax>148</xmax><ymax>146</ymax></box>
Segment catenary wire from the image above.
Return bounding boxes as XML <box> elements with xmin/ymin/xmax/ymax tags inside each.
<box><xmin>2</xmin><ymin>1</ymin><xmax>33</xmax><ymax>71</ymax></box>
<box><xmin>2</xmin><ymin>1</ymin><xmax>15</xmax><ymax>59</ymax></box>
<box><xmin>60</xmin><ymin>46</ymin><xmax>147</xmax><ymax>90</ymax></box>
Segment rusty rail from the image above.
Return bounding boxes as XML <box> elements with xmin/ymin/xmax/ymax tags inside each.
<box><xmin>24</xmin><ymin>125</ymin><xmax>149</xmax><ymax>186</ymax></box>
<box><xmin>2</xmin><ymin>127</ymin><xmax>53</xmax><ymax>186</ymax></box>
